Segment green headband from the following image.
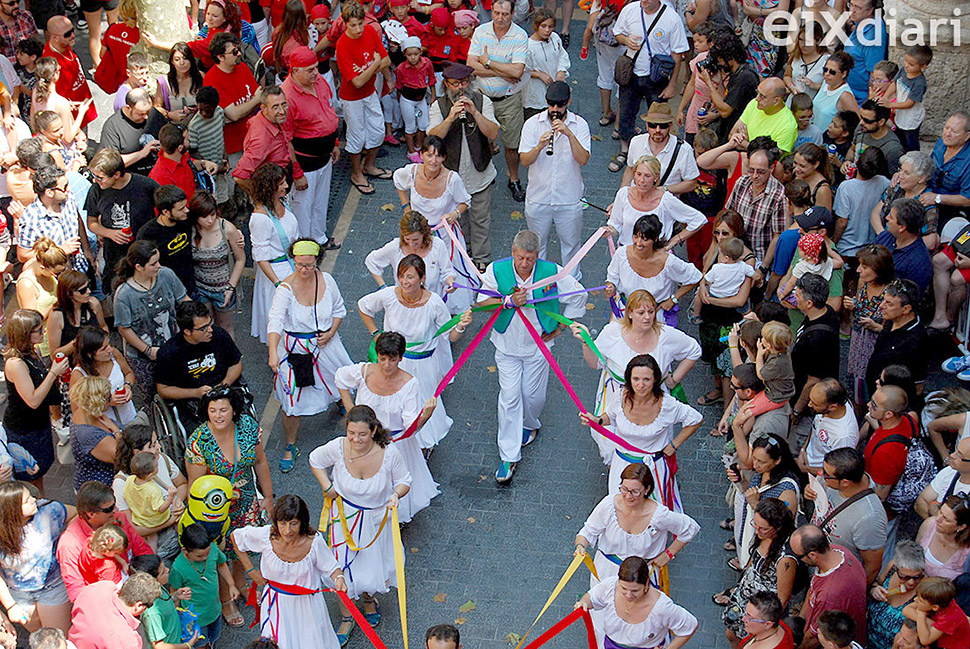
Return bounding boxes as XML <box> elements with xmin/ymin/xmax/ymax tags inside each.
<box><xmin>292</xmin><ymin>240</ymin><xmax>321</xmax><ymax>257</ymax></box>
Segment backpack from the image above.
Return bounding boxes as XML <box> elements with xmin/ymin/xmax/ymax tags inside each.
<box><xmin>238</xmin><ymin>41</ymin><xmax>267</xmax><ymax>85</ymax></box>
<box><xmin>872</xmin><ymin>413</ymin><xmax>938</xmax><ymax>514</ymax></box>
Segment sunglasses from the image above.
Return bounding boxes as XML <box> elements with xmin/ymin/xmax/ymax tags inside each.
<box><xmin>98</xmin><ymin>503</ymin><xmax>116</xmax><ymax>513</ymax></box>
<box><xmin>59</xmin><ymin>28</ymin><xmax>74</xmax><ymax>38</ymax></box>
<box><xmin>823</xmin><ymin>67</ymin><xmax>839</xmax><ymax>74</ymax></box>
<box><xmin>76</xmin><ymin>284</ymin><xmax>90</xmax><ymax>293</ymax></box>
<box><xmin>547</xmin><ymin>100</ymin><xmax>567</xmax><ymax>108</ymax></box>
<box><xmin>861</xmin><ymin>116</ymin><xmax>879</xmax><ymax>123</ymax></box>
<box><xmin>647</xmin><ymin>122</ymin><xmax>669</xmax><ymax>129</ymax></box>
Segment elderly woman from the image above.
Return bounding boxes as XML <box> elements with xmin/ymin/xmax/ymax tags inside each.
<box><xmin>736</xmin><ymin>591</ymin><xmax>794</xmax><ymax>649</ymax></box>
<box><xmin>719</xmin><ymin>498</ymin><xmax>797</xmax><ymax>648</ymax></box>
<box><xmin>580</xmin><ymin>355</ymin><xmax>702</xmax><ymax>512</ymax></box>
<box><xmin>335</xmin><ymin>332</ymin><xmax>439</xmax><ymax>523</ymax></box>
<box><xmin>575</xmin><ymin>556</ymin><xmax>698</xmax><ymax>649</ymax></box>
<box><xmin>233</xmin><ymin>495</ymin><xmax>347</xmax><ymax>649</ymax></box>
<box><xmin>310</xmin><ymin>405</ymin><xmax>411</xmax><ymax>646</ymax></box>
<box><xmin>606</xmin><ymin>155</ymin><xmax>707</xmax><ymax>248</ymax></box>
<box><xmin>575</xmin><ymin>463</ymin><xmax>699</xmax><ymax>594</ymax></box>
<box><xmin>268</xmin><ymin>239</ymin><xmax>353</xmax><ymax>473</ymax></box>
<box><xmin>365</xmin><ymin>212</ymin><xmax>460</xmax><ymax>315</ymax></box>
<box><xmin>605</xmin><ymin>215</ymin><xmax>702</xmax><ymax>326</ymax></box>
<box><xmin>874</xmin><ymin>151</ymin><xmax>939</xmax><ymax>254</ymax></box>
<box><xmin>185</xmin><ymin>386</ymin><xmax>274</xmax><ymax>628</ymax></box>
<box><xmin>844</xmin><ymin>245</ymin><xmax>894</xmax><ymax>409</ymax></box>
<box><xmin>573</xmin><ymin>290</ymin><xmax>701</xmax><ymax>461</ymax></box>
<box><xmin>69</xmin><ymin>375</ymin><xmax>121</xmax><ymax>492</ymax></box>
<box><xmin>3</xmin><ymin>310</ymin><xmax>70</xmax><ymax>488</ymax></box>
<box><xmin>393</xmin><ymin>136</ymin><xmax>476</xmax><ymax>310</ymax></box>
<box><xmin>868</xmin><ymin>540</ymin><xmax>927</xmax><ymax>649</ymax></box>
<box><xmin>916</xmin><ymin>494</ymin><xmax>970</xmax><ymax>579</ymax></box>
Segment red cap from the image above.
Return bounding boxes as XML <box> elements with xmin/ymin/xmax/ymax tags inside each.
<box><xmin>389</xmin><ymin>0</ymin><xmax>409</xmax><ymax>6</ymax></box>
<box><xmin>310</xmin><ymin>3</ymin><xmax>330</xmax><ymax>20</ymax></box>
<box><xmin>288</xmin><ymin>45</ymin><xmax>318</xmax><ymax>68</ymax></box>
<box><xmin>430</xmin><ymin>6</ymin><xmax>450</xmax><ymax>27</ymax></box>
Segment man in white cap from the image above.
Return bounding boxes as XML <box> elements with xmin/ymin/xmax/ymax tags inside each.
<box><xmin>281</xmin><ymin>46</ymin><xmax>342</xmax><ymax>249</ymax></box>
<box><xmin>519</xmin><ymin>81</ymin><xmax>590</xmax><ymax>280</ymax></box>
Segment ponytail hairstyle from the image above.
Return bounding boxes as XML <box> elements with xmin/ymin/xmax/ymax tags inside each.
<box><xmin>113</xmin><ymin>240</ymin><xmax>159</xmax><ymax>291</ymax></box>
<box><xmin>345</xmin><ymin>405</ymin><xmax>392</xmax><ymax>447</ymax></box>
<box><xmin>34</xmin><ymin>57</ymin><xmax>58</xmax><ymax>104</ymax></box>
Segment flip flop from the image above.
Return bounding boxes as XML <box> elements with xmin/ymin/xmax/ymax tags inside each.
<box><xmin>323</xmin><ymin>239</ymin><xmax>342</xmax><ymax>251</ymax></box>
<box><xmin>364</xmin><ymin>169</ymin><xmax>393</xmax><ymax>180</ymax></box>
<box><xmin>727</xmin><ymin>557</ymin><xmax>742</xmax><ymax>572</ymax></box>
<box><xmin>351</xmin><ymin>180</ymin><xmax>375</xmax><ymax>195</ymax></box>
<box><xmin>724</xmin><ymin>539</ymin><xmax>737</xmax><ymax>551</ymax></box>
<box><xmin>718</xmin><ymin>517</ymin><xmax>735</xmax><ymax>531</ymax></box>
<box><xmin>599</xmin><ymin>113</ymin><xmax>616</xmax><ymax>126</ymax></box>
<box><xmin>697</xmin><ymin>392</ymin><xmax>724</xmax><ymax>406</ymax></box>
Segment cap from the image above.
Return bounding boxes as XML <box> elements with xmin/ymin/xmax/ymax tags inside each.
<box><xmin>400</xmin><ymin>35</ymin><xmax>422</xmax><ymax>52</ymax></box>
<box><xmin>288</xmin><ymin>46</ymin><xmax>318</xmax><ymax>68</ymax></box>
<box><xmin>442</xmin><ymin>62</ymin><xmax>473</xmax><ymax>79</ymax></box>
<box><xmin>644</xmin><ymin>101</ymin><xmax>674</xmax><ymax>124</ymax></box>
<box><xmin>382</xmin><ymin>19</ymin><xmax>408</xmax><ymax>44</ymax></box>
<box><xmin>452</xmin><ymin>9</ymin><xmax>479</xmax><ymax>28</ymax></box>
<box><xmin>310</xmin><ymin>3</ymin><xmax>330</xmax><ymax>20</ymax></box>
<box><xmin>389</xmin><ymin>0</ymin><xmax>409</xmax><ymax>6</ymax></box>
<box><xmin>795</xmin><ymin>205</ymin><xmax>834</xmax><ymax>231</ymax></box>
<box><xmin>545</xmin><ymin>80</ymin><xmax>570</xmax><ymax>104</ymax></box>
<box><xmin>431</xmin><ymin>7</ymin><xmax>451</xmax><ymax>27</ymax></box>
<box><xmin>797</xmin><ymin>231</ymin><xmax>826</xmax><ymax>264</ymax></box>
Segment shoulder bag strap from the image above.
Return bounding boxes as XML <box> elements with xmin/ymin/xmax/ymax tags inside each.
<box><xmin>943</xmin><ymin>470</ymin><xmax>962</xmax><ymax>502</ymax></box>
<box><xmin>658</xmin><ymin>138</ymin><xmax>682</xmax><ymax>186</ymax></box>
<box><xmin>819</xmin><ymin>488</ymin><xmax>876</xmax><ymax>529</ymax></box>
<box><xmin>640</xmin><ymin>4</ymin><xmax>666</xmax><ymax>60</ymax></box>
<box><xmin>268</xmin><ymin>214</ymin><xmax>295</xmax><ymax>272</ymax></box>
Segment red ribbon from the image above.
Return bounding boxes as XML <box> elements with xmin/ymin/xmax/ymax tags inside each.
<box><xmin>521</xmin><ymin>608</ymin><xmax>597</xmax><ymax>649</ymax></box>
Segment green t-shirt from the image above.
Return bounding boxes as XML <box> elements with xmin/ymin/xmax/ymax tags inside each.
<box><xmin>169</xmin><ymin>543</ymin><xmax>227</xmax><ymax>626</ymax></box>
<box><xmin>142</xmin><ymin>589</ymin><xmax>182</xmax><ymax>644</ymax></box>
<box><xmin>739</xmin><ymin>99</ymin><xmax>799</xmax><ymax>153</ymax></box>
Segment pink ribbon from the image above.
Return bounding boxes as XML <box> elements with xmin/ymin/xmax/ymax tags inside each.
<box><xmin>524</xmin><ymin>227</ymin><xmax>611</xmax><ymax>292</ymax></box>
<box><xmin>434</xmin><ymin>217</ymin><xmax>483</xmax><ymax>283</ymax></box>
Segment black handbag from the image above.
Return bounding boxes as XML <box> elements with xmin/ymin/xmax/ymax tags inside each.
<box><xmin>614</xmin><ymin>4</ymin><xmax>666</xmax><ymax>87</ymax></box>
<box><xmin>287</xmin><ymin>272</ymin><xmax>320</xmax><ymax>389</ymax></box>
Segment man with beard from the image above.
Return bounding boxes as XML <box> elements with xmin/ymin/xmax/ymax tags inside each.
<box><xmin>518</xmin><ymin>81</ymin><xmax>590</xmax><ymax>280</ymax></box>
<box><xmin>428</xmin><ymin>62</ymin><xmax>499</xmax><ymax>272</ymax></box>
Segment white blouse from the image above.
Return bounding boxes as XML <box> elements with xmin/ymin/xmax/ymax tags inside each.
<box><xmin>588</xmin><ymin>577</ymin><xmax>698</xmax><ymax>648</ymax></box>
<box><xmin>594</xmin><ymin>322</ymin><xmax>702</xmax><ymax>382</ymax></box>
<box><xmin>357</xmin><ymin>287</ymin><xmax>451</xmax><ymax>355</ymax></box>
<box><xmin>334</xmin><ymin>363</ymin><xmax>422</xmax><ymax>432</ymax></box>
<box><xmin>604</xmin><ymin>391</ymin><xmax>703</xmax><ymax>453</ymax></box>
<box><xmin>606</xmin><ymin>248</ymin><xmax>702</xmax><ymax>304</ymax></box>
<box><xmin>251</xmin><ymin>208</ymin><xmax>300</xmax><ymax>263</ymax></box>
<box><xmin>364</xmin><ymin>238</ymin><xmax>456</xmax><ymax>297</ymax></box>
<box><xmin>267</xmin><ymin>272</ymin><xmax>346</xmax><ymax>335</ymax></box>
<box><xmin>607</xmin><ymin>188</ymin><xmax>707</xmax><ymax>246</ymax></box>
<box><xmin>579</xmin><ymin>495</ymin><xmax>700</xmax><ymax>563</ymax></box>
<box><xmin>308</xmin><ymin>438</ymin><xmax>411</xmax><ymax>509</ymax></box>
<box><xmin>392</xmin><ymin>164</ymin><xmax>472</xmax><ymax>227</ymax></box>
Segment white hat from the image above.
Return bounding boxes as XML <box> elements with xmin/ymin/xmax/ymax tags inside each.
<box><xmin>400</xmin><ymin>35</ymin><xmax>423</xmax><ymax>52</ymax></box>
<box><xmin>381</xmin><ymin>19</ymin><xmax>408</xmax><ymax>44</ymax></box>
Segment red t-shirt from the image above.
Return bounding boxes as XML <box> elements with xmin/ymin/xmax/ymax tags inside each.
<box><xmin>150</xmin><ymin>153</ymin><xmax>197</xmax><ymax>200</ymax></box>
<box><xmin>804</xmin><ymin>546</ymin><xmax>868</xmax><ymax>644</ymax></box>
<box><xmin>933</xmin><ymin>600</ymin><xmax>970</xmax><ymax>649</ymax></box>
<box><xmin>400</xmin><ymin>16</ymin><xmax>428</xmax><ymax>38</ymax></box>
<box><xmin>422</xmin><ymin>27</ymin><xmax>458</xmax><ymax>69</ymax></box>
<box><xmin>335</xmin><ymin>24</ymin><xmax>387</xmax><ymax>101</ymax></box>
<box><xmin>202</xmin><ymin>64</ymin><xmax>259</xmax><ymax>155</ymax></box>
<box><xmin>456</xmin><ymin>35</ymin><xmax>471</xmax><ymax>63</ymax></box>
<box><xmin>93</xmin><ymin>23</ymin><xmax>141</xmax><ymax>93</ymax></box>
<box><xmin>863</xmin><ymin>417</ymin><xmax>915</xmax><ymax>487</ymax></box>
<box><xmin>42</xmin><ymin>43</ymin><xmax>97</xmax><ymax>127</ymax></box>
<box><xmin>395</xmin><ymin>57</ymin><xmax>435</xmax><ymax>90</ymax></box>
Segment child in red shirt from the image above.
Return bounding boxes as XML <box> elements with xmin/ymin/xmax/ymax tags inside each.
<box><xmin>452</xmin><ymin>9</ymin><xmax>479</xmax><ymax>64</ymax></box>
<box><xmin>904</xmin><ymin>577</ymin><xmax>970</xmax><ymax>649</ymax></box>
<box><xmin>387</xmin><ymin>0</ymin><xmax>428</xmax><ymax>38</ymax></box>
<box><xmin>93</xmin><ymin>0</ymin><xmax>140</xmax><ymax>94</ymax></box>
<box><xmin>78</xmin><ymin>523</ymin><xmax>130</xmax><ymax>589</ymax></box>
<box><xmin>396</xmin><ymin>36</ymin><xmax>436</xmax><ymax>162</ymax></box>
<box><xmin>423</xmin><ymin>7</ymin><xmax>458</xmax><ymax>72</ymax></box>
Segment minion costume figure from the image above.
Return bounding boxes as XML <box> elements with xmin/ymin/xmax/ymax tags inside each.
<box><xmin>179</xmin><ymin>474</ymin><xmax>233</xmax><ymax>545</ymax></box>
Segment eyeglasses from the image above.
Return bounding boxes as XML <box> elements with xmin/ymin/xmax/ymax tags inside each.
<box><xmin>618</xmin><ymin>486</ymin><xmax>644</xmax><ymax>497</ymax></box>
<box><xmin>98</xmin><ymin>502</ymin><xmax>116</xmax><ymax>513</ymax></box>
<box><xmin>58</xmin><ymin>28</ymin><xmax>74</xmax><ymax>38</ymax></box>
<box><xmin>547</xmin><ymin>100</ymin><xmax>567</xmax><ymax>108</ymax></box>
<box><xmin>860</xmin><ymin>116</ymin><xmax>879</xmax><ymax>123</ymax></box>
<box><xmin>646</xmin><ymin>122</ymin><xmax>669</xmax><ymax>129</ymax></box>
<box><xmin>1</xmin><ymin>1</ymin><xmax>20</xmax><ymax>7</ymax></box>
<box><xmin>869</xmin><ymin>78</ymin><xmax>890</xmax><ymax>85</ymax></box>
<box><xmin>193</xmin><ymin>322</ymin><xmax>213</xmax><ymax>332</ymax></box>
<box><xmin>898</xmin><ymin>571</ymin><xmax>925</xmax><ymax>583</ymax></box>
<box><xmin>823</xmin><ymin>67</ymin><xmax>839</xmax><ymax>74</ymax></box>
<box><xmin>295</xmin><ymin>262</ymin><xmax>316</xmax><ymax>269</ymax></box>
<box><xmin>821</xmin><ymin>471</ymin><xmax>839</xmax><ymax>481</ymax></box>
<box><xmin>742</xmin><ymin>613</ymin><xmax>770</xmax><ymax>624</ymax></box>
<box><xmin>749</xmin><ymin>167</ymin><xmax>770</xmax><ymax>175</ymax></box>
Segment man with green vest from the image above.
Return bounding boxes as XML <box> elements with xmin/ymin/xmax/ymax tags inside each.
<box><xmin>478</xmin><ymin>230</ymin><xmax>588</xmax><ymax>483</ymax></box>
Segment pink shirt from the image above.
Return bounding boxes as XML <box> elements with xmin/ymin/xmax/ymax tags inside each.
<box><xmin>56</xmin><ymin>513</ymin><xmax>152</xmax><ymax>601</ymax></box>
<box><xmin>281</xmin><ymin>74</ymin><xmax>339</xmax><ymax>139</ymax></box>
<box><xmin>232</xmin><ymin>111</ymin><xmax>300</xmax><ymax>180</ymax></box>
<box><xmin>68</xmin><ymin>580</ymin><xmax>142</xmax><ymax>649</ymax></box>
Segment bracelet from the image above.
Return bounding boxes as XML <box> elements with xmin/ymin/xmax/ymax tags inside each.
<box><xmin>247</xmin><ymin>567</ymin><xmax>259</xmax><ymax>574</ymax></box>
<box><xmin>729</xmin><ymin>345</ymin><xmax>739</xmax><ymax>349</ymax></box>
<box><xmin>455</xmin><ymin>326</ymin><xmax>466</xmax><ymax>334</ymax></box>
<box><xmin>670</xmin><ymin>441</ymin><xmax>678</xmax><ymax>450</ymax></box>
<box><xmin>371</xmin><ymin>330</ymin><xmax>381</xmax><ymax>338</ymax></box>
<box><xmin>664</xmin><ymin>549</ymin><xmax>675</xmax><ymax>560</ymax></box>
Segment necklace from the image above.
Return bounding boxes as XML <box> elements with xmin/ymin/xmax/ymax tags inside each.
<box><xmin>347</xmin><ymin>444</ymin><xmax>375</xmax><ymax>463</ymax></box>
<box><xmin>422</xmin><ymin>166</ymin><xmax>442</xmax><ymax>184</ymax></box>
<box><xmin>130</xmin><ymin>276</ymin><xmax>154</xmax><ymax>292</ymax></box>
<box><xmin>400</xmin><ymin>289</ymin><xmax>424</xmax><ymax>306</ymax></box>
<box><xmin>188</xmin><ymin>557</ymin><xmax>210</xmax><ymax>582</ymax></box>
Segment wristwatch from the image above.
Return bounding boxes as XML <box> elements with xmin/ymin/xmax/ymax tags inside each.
<box><xmin>935</xmin><ymin>193</ymin><xmax>943</xmax><ymax>205</ymax></box>
<box><xmin>670</xmin><ymin>296</ymin><xmax>678</xmax><ymax>305</ymax></box>
<box><xmin>484</xmin><ymin>59</ymin><xmax>491</xmax><ymax>70</ymax></box>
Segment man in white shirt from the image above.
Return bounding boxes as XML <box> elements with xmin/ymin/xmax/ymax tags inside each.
<box><xmin>622</xmin><ymin>102</ymin><xmax>698</xmax><ymax>195</ymax></box>
<box><xmin>799</xmin><ymin>378</ymin><xmax>859</xmax><ymax>475</ymax></box>
<box><xmin>478</xmin><ymin>230</ymin><xmax>587</xmax><ymax>483</ymax></box>
<box><xmin>519</xmin><ymin>81</ymin><xmax>590</xmax><ymax>280</ymax></box>
<box><xmin>915</xmin><ymin>436</ymin><xmax>970</xmax><ymax>518</ymax></box>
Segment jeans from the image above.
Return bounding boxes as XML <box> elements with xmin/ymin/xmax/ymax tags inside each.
<box><xmin>617</xmin><ymin>74</ymin><xmax>668</xmax><ymax>142</ymax></box>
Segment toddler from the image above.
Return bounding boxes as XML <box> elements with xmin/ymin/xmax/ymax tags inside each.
<box><xmin>733</xmin><ymin>321</ymin><xmax>795</xmax><ymax>436</ymax></box>
<box><xmin>131</xmin><ymin>554</ymin><xmax>200</xmax><ymax>649</ymax></box>
<box><xmin>886</xmin><ymin>44</ymin><xmax>932</xmax><ymax>152</ymax></box>
<box><xmin>903</xmin><ymin>577</ymin><xmax>970</xmax><ymax>649</ymax></box>
<box><xmin>677</xmin><ymin>21</ymin><xmax>716</xmax><ymax>145</ymax></box>
<box><xmin>187</xmin><ymin>87</ymin><xmax>230</xmax><ymax>206</ymax></box>
<box><xmin>695</xmin><ymin>236</ymin><xmax>754</xmax><ymax>321</ymax></box>
<box><xmin>792</xmin><ymin>93</ymin><xmax>823</xmax><ymax>148</ymax></box>
<box><xmin>12</xmin><ymin>36</ymin><xmax>42</xmax><ymax>121</ymax></box>
<box><xmin>170</xmin><ymin>524</ymin><xmax>238</xmax><ymax>648</ymax></box>
<box><xmin>779</xmin><ymin>232</ymin><xmax>833</xmax><ymax>305</ymax></box>
<box><xmin>79</xmin><ymin>523</ymin><xmax>129</xmax><ymax>588</ymax></box>
<box><xmin>124</xmin><ymin>451</ymin><xmax>179</xmax><ymax>550</ymax></box>
<box><xmin>396</xmin><ymin>36</ymin><xmax>436</xmax><ymax>163</ymax></box>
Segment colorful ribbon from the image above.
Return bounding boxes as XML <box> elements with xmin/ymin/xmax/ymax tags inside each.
<box><xmin>521</xmin><ymin>606</ymin><xmax>597</xmax><ymax>649</ymax></box>
<box><xmin>524</xmin><ymin>227</ymin><xmax>610</xmax><ymax>293</ymax></box>
<box><xmin>514</xmin><ymin>552</ymin><xmax>598</xmax><ymax>649</ymax></box>
<box><xmin>323</xmin><ymin>495</ymin><xmax>390</xmax><ymax>552</ymax></box>
<box><xmin>391</xmin><ymin>506</ymin><xmax>409</xmax><ymax>649</ymax></box>
<box><xmin>434</xmin><ymin>217</ymin><xmax>484</xmax><ymax>284</ymax></box>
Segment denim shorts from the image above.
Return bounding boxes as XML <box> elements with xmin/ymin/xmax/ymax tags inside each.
<box><xmin>7</xmin><ymin>568</ymin><xmax>69</xmax><ymax>607</ymax></box>
<box><xmin>192</xmin><ymin>286</ymin><xmax>237</xmax><ymax>313</ymax></box>
<box><xmin>199</xmin><ymin>614</ymin><xmax>223</xmax><ymax>646</ymax></box>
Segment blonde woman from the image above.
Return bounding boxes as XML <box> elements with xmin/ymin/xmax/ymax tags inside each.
<box><xmin>69</xmin><ymin>375</ymin><xmax>121</xmax><ymax>492</ymax></box>
<box><xmin>16</xmin><ymin>237</ymin><xmax>68</xmax><ymax>359</ymax></box>
<box><xmin>30</xmin><ymin>58</ymin><xmax>90</xmax><ymax>145</ymax></box>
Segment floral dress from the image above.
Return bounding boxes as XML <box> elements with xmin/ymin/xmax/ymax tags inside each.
<box><xmin>867</xmin><ymin>571</ymin><xmax>913</xmax><ymax>649</ymax></box>
<box><xmin>744</xmin><ymin>0</ymin><xmax>781</xmax><ymax>77</ymax></box>
<box><xmin>847</xmin><ymin>282</ymin><xmax>885</xmax><ymax>405</ymax></box>
<box><xmin>185</xmin><ymin>414</ymin><xmax>264</xmax><ymax>557</ymax></box>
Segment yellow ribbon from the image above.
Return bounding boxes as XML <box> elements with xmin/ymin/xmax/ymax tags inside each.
<box><xmin>514</xmin><ymin>553</ymin><xmax>598</xmax><ymax>649</ymax></box>
<box><xmin>321</xmin><ymin>496</ymin><xmax>390</xmax><ymax>552</ymax></box>
<box><xmin>391</xmin><ymin>506</ymin><xmax>408</xmax><ymax>649</ymax></box>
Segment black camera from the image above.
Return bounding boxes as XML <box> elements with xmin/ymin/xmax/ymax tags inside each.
<box><xmin>699</xmin><ymin>57</ymin><xmax>721</xmax><ymax>73</ymax></box>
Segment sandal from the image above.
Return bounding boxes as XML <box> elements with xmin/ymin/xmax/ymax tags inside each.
<box><xmin>599</xmin><ymin>112</ymin><xmax>616</xmax><ymax>126</ymax></box>
<box><xmin>727</xmin><ymin>557</ymin><xmax>742</xmax><ymax>572</ymax></box>
<box><xmin>724</xmin><ymin>539</ymin><xmax>737</xmax><ymax>552</ymax></box>
<box><xmin>608</xmin><ymin>152</ymin><xmax>627</xmax><ymax>173</ymax></box>
<box><xmin>350</xmin><ymin>180</ymin><xmax>375</xmax><ymax>195</ymax></box>
<box><xmin>611</xmin><ymin>128</ymin><xmax>620</xmax><ymax>140</ymax></box>
<box><xmin>712</xmin><ymin>588</ymin><xmax>733</xmax><ymax>607</ymax></box>
<box><xmin>336</xmin><ymin>616</ymin><xmax>356</xmax><ymax>647</ymax></box>
<box><xmin>364</xmin><ymin>168</ymin><xmax>393</xmax><ymax>180</ymax></box>
<box><xmin>222</xmin><ymin>600</ymin><xmax>245</xmax><ymax>627</ymax></box>
<box><xmin>362</xmin><ymin>598</ymin><xmax>381</xmax><ymax>626</ymax></box>
<box><xmin>697</xmin><ymin>391</ymin><xmax>724</xmax><ymax>407</ymax></box>
<box><xmin>323</xmin><ymin>239</ymin><xmax>342</xmax><ymax>251</ymax></box>
<box><xmin>718</xmin><ymin>518</ymin><xmax>735</xmax><ymax>531</ymax></box>
<box><xmin>279</xmin><ymin>444</ymin><xmax>300</xmax><ymax>473</ymax></box>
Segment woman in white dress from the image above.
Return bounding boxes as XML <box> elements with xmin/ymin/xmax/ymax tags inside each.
<box><xmin>250</xmin><ymin>163</ymin><xmax>299</xmax><ymax>343</ymax></box>
<box><xmin>334</xmin><ymin>332</ymin><xmax>439</xmax><ymax>523</ymax></box>
<box><xmin>606</xmin><ymin>156</ymin><xmax>706</xmax><ymax>247</ymax></box>
<box><xmin>309</xmin><ymin>406</ymin><xmax>411</xmax><ymax>646</ymax></box>
<box><xmin>572</xmin><ymin>290</ymin><xmax>701</xmax><ymax>462</ymax></box>
<box><xmin>576</xmin><ymin>463</ymin><xmax>699</xmax><ymax>596</ymax></box>
<box><xmin>233</xmin><ymin>495</ymin><xmax>347</xmax><ymax>649</ymax></box>
<box><xmin>605</xmin><ymin>215</ymin><xmax>702</xmax><ymax>326</ymax></box>
<box><xmin>576</xmin><ymin>556</ymin><xmax>698</xmax><ymax>649</ymax></box>
<box><xmin>359</xmin><ymin>255</ymin><xmax>471</xmax><ymax>452</ymax></box>
<box><xmin>393</xmin><ymin>136</ymin><xmax>477</xmax><ymax>313</ymax></box>
<box><xmin>580</xmin><ymin>355</ymin><xmax>702</xmax><ymax>513</ymax></box>
<box><xmin>268</xmin><ymin>239</ymin><xmax>353</xmax><ymax>473</ymax></box>
<box><xmin>365</xmin><ymin>212</ymin><xmax>459</xmax><ymax>315</ymax></box>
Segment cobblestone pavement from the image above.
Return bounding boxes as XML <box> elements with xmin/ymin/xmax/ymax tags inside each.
<box><xmin>33</xmin><ymin>12</ymin><xmax>962</xmax><ymax>649</ymax></box>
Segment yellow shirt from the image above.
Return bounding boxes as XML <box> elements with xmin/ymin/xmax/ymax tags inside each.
<box><xmin>123</xmin><ymin>475</ymin><xmax>169</xmax><ymax>527</ymax></box>
<box><xmin>739</xmin><ymin>99</ymin><xmax>799</xmax><ymax>153</ymax></box>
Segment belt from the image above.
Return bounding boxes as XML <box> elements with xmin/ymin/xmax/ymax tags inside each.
<box><xmin>599</xmin><ymin>550</ymin><xmax>623</xmax><ymax>566</ymax></box>
<box><xmin>270</xmin><ymin>254</ymin><xmax>289</xmax><ymax>263</ymax></box>
<box><xmin>614</xmin><ymin>449</ymin><xmax>664</xmax><ymax>463</ymax></box>
<box><xmin>285</xmin><ymin>331</ymin><xmax>319</xmax><ymax>340</ymax></box>
<box><xmin>402</xmin><ymin>348</ymin><xmax>434</xmax><ymax>360</ymax></box>
<box><xmin>604</xmin><ymin>635</ymin><xmax>662</xmax><ymax>649</ymax></box>
<box><xmin>488</xmin><ymin>93</ymin><xmax>512</xmax><ymax>102</ymax></box>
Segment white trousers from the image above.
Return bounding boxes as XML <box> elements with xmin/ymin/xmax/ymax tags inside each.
<box><xmin>595</xmin><ymin>40</ymin><xmax>622</xmax><ymax>93</ymax></box>
<box><xmin>289</xmin><ymin>161</ymin><xmax>333</xmax><ymax>243</ymax></box>
<box><xmin>495</xmin><ymin>348</ymin><xmax>550</xmax><ymax>463</ymax></box>
<box><xmin>525</xmin><ymin>199</ymin><xmax>584</xmax><ymax>280</ymax></box>
<box><xmin>342</xmin><ymin>94</ymin><xmax>384</xmax><ymax>153</ymax></box>
<box><xmin>399</xmin><ymin>96</ymin><xmax>429</xmax><ymax>134</ymax></box>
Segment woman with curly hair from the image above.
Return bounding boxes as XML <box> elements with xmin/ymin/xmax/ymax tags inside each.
<box><xmin>154</xmin><ymin>43</ymin><xmax>204</xmax><ymax>125</ymax></box>
<box><xmin>250</xmin><ymin>163</ymin><xmax>299</xmax><ymax>343</ymax></box>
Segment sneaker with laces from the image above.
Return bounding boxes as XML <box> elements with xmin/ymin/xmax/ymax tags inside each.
<box><xmin>522</xmin><ymin>428</ymin><xmax>537</xmax><ymax>446</ymax></box>
<box><xmin>942</xmin><ymin>355</ymin><xmax>970</xmax><ymax>374</ymax></box>
<box><xmin>958</xmin><ymin>368</ymin><xmax>970</xmax><ymax>382</ymax></box>
<box><xmin>495</xmin><ymin>460</ymin><xmax>515</xmax><ymax>483</ymax></box>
